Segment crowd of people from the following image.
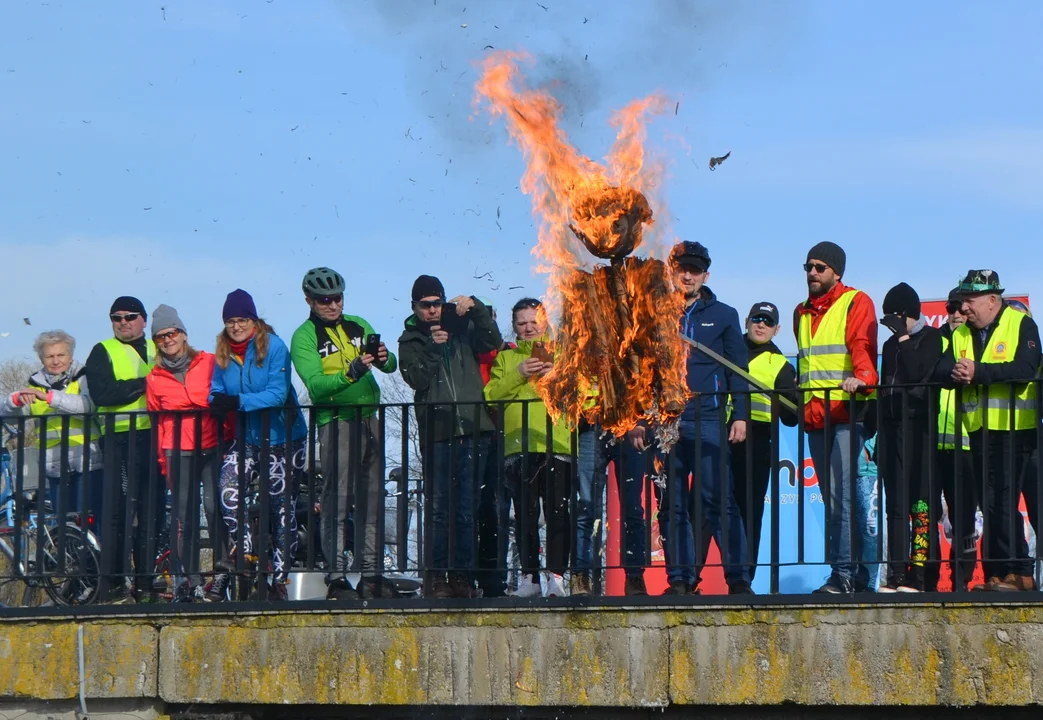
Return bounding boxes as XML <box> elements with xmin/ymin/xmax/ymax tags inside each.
<box><xmin>1</xmin><ymin>239</ymin><xmax>1040</xmax><ymax>603</ymax></box>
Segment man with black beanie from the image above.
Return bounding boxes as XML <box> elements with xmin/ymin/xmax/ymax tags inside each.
<box><xmin>85</xmin><ymin>296</ymin><xmax>162</xmax><ymax>602</ymax></box>
<box><xmin>876</xmin><ymin>282</ymin><xmax>944</xmax><ymax>592</ymax></box>
<box><xmin>398</xmin><ymin>275</ymin><xmax>503</xmax><ymax>598</ymax></box>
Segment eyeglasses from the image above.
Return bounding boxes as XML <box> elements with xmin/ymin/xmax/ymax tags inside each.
<box><xmin>154</xmin><ymin>330</ymin><xmax>181</xmax><ymax>342</ymax></box>
<box><xmin>417</xmin><ymin>299</ymin><xmax>444</xmax><ymax>310</ymax></box>
<box><xmin>749</xmin><ymin>315</ymin><xmax>777</xmax><ymax>328</ymax></box>
<box><xmin>224</xmin><ymin>318</ymin><xmax>253</xmax><ymax>329</ymax></box>
<box><xmin>313</xmin><ymin>294</ymin><xmax>343</xmax><ymax>306</ymax></box>
<box><xmin>946</xmin><ymin>302</ymin><xmax>965</xmax><ymax>314</ymax></box>
<box><xmin>110</xmin><ymin>313</ymin><xmax>141</xmax><ymax>323</ymax></box>
<box><xmin>803</xmin><ymin>262</ymin><xmax>829</xmax><ymax>274</ymax></box>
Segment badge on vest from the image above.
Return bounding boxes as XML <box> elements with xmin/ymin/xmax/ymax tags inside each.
<box><xmin>993</xmin><ymin>342</ymin><xmax>1009</xmax><ymax>361</ymax></box>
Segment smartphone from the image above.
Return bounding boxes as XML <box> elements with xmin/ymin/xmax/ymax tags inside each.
<box><xmin>439</xmin><ymin>303</ymin><xmax>469</xmax><ymax>334</ymax></box>
<box><xmin>365</xmin><ymin>333</ymin><xmax>381</xmax><ymax>357</ymax></box>
<box><xmin>531</xmin><ymin>341</ymin><xmax>553</xmax><ymax>364</ymax></box>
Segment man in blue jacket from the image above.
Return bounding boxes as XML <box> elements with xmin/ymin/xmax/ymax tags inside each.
<box><xmin>631</xmin><ymin>241</ymin><xmax>751</xmax><ymax>594</ymax></box>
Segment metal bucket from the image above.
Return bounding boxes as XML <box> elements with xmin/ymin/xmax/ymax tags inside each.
<box><xmin>286</xmin><ymin>571</ymin><xmax>327</xmax><ymax>601</ymax></box>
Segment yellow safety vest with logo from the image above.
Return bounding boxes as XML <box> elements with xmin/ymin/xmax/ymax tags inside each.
<box><xmin>748</xmin><ymin>349</ymin><xmax>788</xmax><ymax>423</ymax></box>
<box><xmin>937</xmin><ymin>335</ymin><xmax>970</xmax><ymax>451</ymax></box>
<box><xmin>97</xmin><ymin>338</ymin><xmax>155</xmax><ymax>434</ymax></box>
<box><xmin>28</xmin><ymin>379</ymin><xmax>87</xmax><ymax>449</ymax></box>
<box><xmin>797</xmin><ymin>289</ymin><xmax>877</xmax><ymax>405</ymax></box>
<box><xmin>950</xmin><ymin>309</ymin><xmax>1037</xmax><ymax>432</ymax></box>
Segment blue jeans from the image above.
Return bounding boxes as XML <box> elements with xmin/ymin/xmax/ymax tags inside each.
<box><xmin>855</xmin><ymin>472</ymin><xmax>883</xmax><ymax>590</ymax></box>
<box><xmin>659</xmin><ymin>420</ymin><xmax>749</xmax><ymax>587</ymax></box>
<box><xmin>429</xmin><ymin>436</ymin><xmax>485</xmax><ymax>575</ymax></box>
<box><xmin>573</xmin><ymin>428</ymin><xmax>601</xmax><ymax>572</ymax></box>
<box><xmin>808</xmin><ymin>423</ymin><xmax>867</xmax><ymax>582</ymax></box>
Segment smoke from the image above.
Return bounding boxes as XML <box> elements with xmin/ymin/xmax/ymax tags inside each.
<box><xmin>341</xmin><ymin>0</ymin><xmax>792</xmax><ymax>151</ymax></box>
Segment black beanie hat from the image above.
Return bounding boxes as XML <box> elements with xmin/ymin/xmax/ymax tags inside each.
<box><xmin>882</xmin><ymin>282</ymin><xmax>921</xmax><ymax>318</ymax></box>
<box><xmin>806</xmin><ymin>241</ymin><xmax>846</xmax><ymax>278</ymax></box>
<box><xmin>110</xmin><ymin>296</ymin><xmax>147</xmax><ymax>321</ymax></box>
<box><xmin>947</xmin><ymin>287</ymin><xmax>963</xmax><ymax>306</ymax></box>
<box><xmin>412</xmin><ymin>274</ymin><xmax>445</xmax><ymax>303</ymax></box>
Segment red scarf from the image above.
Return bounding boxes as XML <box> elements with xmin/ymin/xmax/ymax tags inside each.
<box><xmin>229</xmin><ymin>331</ymin><xmax>255</xmax><ymax>363</ymax></box>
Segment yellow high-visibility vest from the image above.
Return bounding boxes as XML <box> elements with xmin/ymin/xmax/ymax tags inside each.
<box><xmin>29</xmin><ymin>379</ymin><xmax>87</xmax><ymax>449</ymax></box>
<box><xmin>797</xmin><ymin>289</ymin><xmax>876</xmax><ymax>405</ymax></box>
<box><xmin>748</xmin><ymin>349</ymin><xmax>788</xmax><ymax>423</ymax></box>
<box><xmin>937</xmin><ymin>335</ymin><xmax>971</xmax><ymax>451</ymax></box>
<box><xmin>950</xmin><ymin>309</ymin><xmax>1037</xmax><ymax>432</ymax></box>
<box><xmin>97</xmin><ymin>338</ymin><xmax>155</xmax><ymax>434</ymax></box>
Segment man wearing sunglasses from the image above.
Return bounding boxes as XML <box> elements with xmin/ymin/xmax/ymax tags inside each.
<box><xmin>85</xmin><ymin>295</ymin><xmax>160</xmax><ymax>602</ymax></box>
<box><xmin>794</xmin><ymin>241</ymin><xmax>878</xmax><ymax>594</ymax></box>
<box><xmin>398</xmin><ymin>274</ymin><xmax>503</xmax><ymax>598</ymax></box>
<box><xmin>290</xmin><ymin>266</ymin><xmax>398</xmax><ymax>600</ymax></box>
<box><xmin>731</xmin><ymin>302</ymin><xmax>799</xmax><ymax>584</ymax></box>
<box><xmin>933</xmin><ymin>270</ymin><xmax>1040</xmax><ymax>592</ymax></box>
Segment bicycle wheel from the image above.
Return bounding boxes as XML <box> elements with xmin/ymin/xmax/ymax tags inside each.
<box><xmin>39</xmin><ymin>523</ymin><xmax>101</xmax><ymax>607</ymax></box>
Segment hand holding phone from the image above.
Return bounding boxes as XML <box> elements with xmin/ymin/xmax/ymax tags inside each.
<box><xmin>365</xmin><ymin>333</ymin><xmax>381</xmax><ymax>358</ymax></box>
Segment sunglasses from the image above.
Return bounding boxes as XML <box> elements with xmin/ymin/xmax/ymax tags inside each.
<box><xmin>803</xmin><ymin>262</ymin><xmax>829</xmax><ymax>274</ymax></box>
<box><xmin>417</xmin><ymin>299</ymin><xmax>444</xmax><ymax>310</ymax></box>
<box><xmin>946</xmin><ymin>302</ymin><xmax>965</xmax><ymax>314</ymax></box>
<box><xmin>313</xmin><ymin>294</ymin><xmax>343</xmax><ymax>306</ymax></box>
<box><xmin>749</xmin><ymin>315</ymin><xmax>777</xmax><ymax>328</ymax></box>
<box><xmin>154</xmin><ymin>330</ymin><xmax>181</xmax><ymax>342</ymax></box>
<box><xmin>110</xmin><ymin>313</ymin><xmax>141</xmax><ymax>323</ymax></box>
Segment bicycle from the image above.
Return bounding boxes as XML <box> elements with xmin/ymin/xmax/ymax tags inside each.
<box><xmin>0</xmin><ymin>448</ymin><xmax>102</xmax><ymax>607</ymax></box>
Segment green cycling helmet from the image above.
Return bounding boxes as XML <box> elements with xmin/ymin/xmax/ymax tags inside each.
<box><xmin>303</xmin><ymin>267</ymin><xmax>346</xmax><ymax>297</ymax></box>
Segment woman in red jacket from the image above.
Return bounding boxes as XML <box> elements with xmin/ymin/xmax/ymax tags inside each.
<box><xmin>145</xmin><ymin>304</ymin><xmax>229</xmax><ymax>602</ymax></box>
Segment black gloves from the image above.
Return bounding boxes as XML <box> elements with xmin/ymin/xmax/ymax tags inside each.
<box><xmin>210</xmin><ymin>392</ymin><xmax>240</xmax><ymax>413</ymax></box>
<box><xmin>880</xmin><ymin>314</ymin><xmax>907</xmax><ymax>336</ymax></box>
<box><xmin>347</xmin><ymin>356</ymin><xmax>371</xmax><ymax>382</ymax></box>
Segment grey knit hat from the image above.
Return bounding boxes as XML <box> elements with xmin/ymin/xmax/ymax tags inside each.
<box><xmin>151</xmin><ymin>304</ymin><xmax>186</xmax><ymax>337</ymax></box>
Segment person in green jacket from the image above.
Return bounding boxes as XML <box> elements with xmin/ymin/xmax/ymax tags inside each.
<box><xmin>398</xmin><ymin>274</ymin><xmax>502</xmax><ymax>598</ymax></box>
<box><xmin>290</xmin><ymin>267</ymin><xmax>398</xmax><ymax>601</ymax></box>
<box><xmin>485</xmin><ymin>297</ymin><xmax>573</xmax><ymax>598</ymax></box>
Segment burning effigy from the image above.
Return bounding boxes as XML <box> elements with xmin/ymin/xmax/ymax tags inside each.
<box><xmin>476</xmin><ymin>52</ymin><xmax>689</xmax><ymax>438</ymax></box>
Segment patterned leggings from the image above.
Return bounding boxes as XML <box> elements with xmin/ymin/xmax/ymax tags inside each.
<box><xmin>219</xmin><ymin>439</ymin><xmax>304</xmax><ymax>582</ymax></box>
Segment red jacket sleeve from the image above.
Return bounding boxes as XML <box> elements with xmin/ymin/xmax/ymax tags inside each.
<box><xmin>846</xmin><ymin>291</ymin><xmax>879</xmax><ymax>389</ymax></box>
<box><xmin>145</xmin><ymin>376</ymin><xmax>168</xmax><ymax>476</ymax></box>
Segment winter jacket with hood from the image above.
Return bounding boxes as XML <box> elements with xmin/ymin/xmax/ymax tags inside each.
<box><xmin>398</xmin><ymin>298</ymin><xmax>502</xmax><ymax>447</ymax></box>
<box><xmin>2</xmin><ymin>362</ymin><xmax>102</xmax><ymax>477</ymax></box>
<box><xmin>209</xmin><ymin>333</ymin><xmax>307</xmax><ymax>447</ymax></box>
<box><xmin>484</xmin><ymin>336</ymin><xmax>572</xmax><ymax>456</ymax></box>
<box><xmin>680</xmin><ymin>286</ymin><xmax>750</xmax><ymax>424</ymax></box>
<box><xmin>146</xmin><ymin>351</ymin><xmax>233</xmax><ymax>476</ymax></box>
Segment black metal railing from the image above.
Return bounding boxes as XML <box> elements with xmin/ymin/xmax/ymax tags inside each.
<box><xmin>2</xmin><ymin>382</ymin><xmax>1042</xmax><ymax>611</ymax></box>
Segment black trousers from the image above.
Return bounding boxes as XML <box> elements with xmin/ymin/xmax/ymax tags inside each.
<box><xmin>730</xmin><ymin>422</ymin><xmax>772</xmax><ymax>580</ymax></box>
<box><xmin>507</xmin><ymin>454</ymin><xmax>572</xmax><ymax>580</ymax></box>
<box><xmin>971</xmin><ymin>429</ymin><xmax>1035</xmax><ymax>579</ymax></box>
<box><xmin>938</xmin><ymin>448</ymin><xmax>978</xmax><ymax>587</ymax></box>
<box><xmin>878</xmin><ymin>419</ymin><xmax>939</xmax><ymax>585</ymax></box>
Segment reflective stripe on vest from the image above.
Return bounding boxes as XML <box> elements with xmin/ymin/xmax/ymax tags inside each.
<box><xmin>797</xmin><ymin>289</ymin><xmax>876</xmax><ymax>404</ymax></box>
<box><xmin>936</xmin><ymin>336</ymin><xmax>970</xmax><ymax>450</ymax></box>
<box><xmin>29</xmin><ymin>379</ymin><xmax>87</xmax><ymax>449</ymax></box>
<box><xmin>748</xmin><ymin>350</ymin><xmax>787</xmax><ymax>423</ymax></box>
<box><xmin>950</xmin><ymin>309</ymin><xmax>1037</xmax><ymax>432</ymax></box>
<box><xmin>97</xmin><ymin>338</ymin><xmax>155</xmax><ymax>434</ymax></box>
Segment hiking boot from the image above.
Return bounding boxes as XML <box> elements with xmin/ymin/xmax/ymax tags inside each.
<box><xmin>728</xmin><ymin>581</ymin><xmax>755</xmax><ymax>596</ymax></box>
<box><xmin>662</xmin><ymin>580</ymin><xmax>691</xmax><ymax>596</ymax></box>
<box><xmin>269</xmin><ymin>582</ymin><xmax>288</xmax><ymax>602</ymax></box>
<box><xmin>971</xmin><ymin>576</ymin><xmax>1003</xmax><ymax>592</ymax></box>
<box><xmin>428</xmin><ymin>574</ymin><xmax>454</xmax><ymax>599</ymax></box>
<box><xmin>360</xmin><ymin>575</ymin><xmax>398</xmax><ymax>600</ymax></box>
<box><xmin>325</xmin><ymin>578</ymin><xmax>358</xmax><ymax>601</ymax></box>
<box><xmin>813</xmin><ymin>575</ymin><xmax>854</xmax><ymax>594</ymax></box>
<box><xmin>624</xmin><ymin>575</ymin><xmax>648</xmax><ymax>596</ymax></box>
<box><xmin>992</xmin><ymin>573</ymin><xmax>1036</xmax><ymax>592</ymax></box>
<box><xmin>570</xmin><ymin>571</ymin><xmax>592</xmax><ymax>597</ymax></box>
<box><xmin>448</xmin><ymin>572</ymin><xmax>476</xmax><ymax>599</ymax></box>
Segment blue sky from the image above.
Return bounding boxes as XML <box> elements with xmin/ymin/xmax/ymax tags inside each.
<box><xmin>1</xmin><ymin>0</ymin><xmax>1040</xmax><ymax>364</ymax></box>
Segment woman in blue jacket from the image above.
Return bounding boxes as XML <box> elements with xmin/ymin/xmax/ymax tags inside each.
<box><xmin>210</xmin><ymin>289</ymin><xmax>308</xmax><ymax>601</ymax></box>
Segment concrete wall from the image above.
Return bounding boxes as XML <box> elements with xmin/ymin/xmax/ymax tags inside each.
<box><xmin>2</xmin><ymin>603</ymin><xmax>1043</xmax><ymax>712</ymax></box>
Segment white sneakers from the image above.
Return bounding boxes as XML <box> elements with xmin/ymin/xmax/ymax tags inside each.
<box><xmin>543</xmin><ymin>572</ymin><xmax>566</xmax><ymax>598</ymax></box>
<box><xmin>512</xmin><ymin>575</ymin><xmax>541</xmax><ymax>598</ymax></box>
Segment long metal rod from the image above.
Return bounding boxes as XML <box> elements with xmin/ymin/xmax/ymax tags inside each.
<box><xmin>678</xmin><ymin>334</ymin><xmax>798</xmax><ymax>413</ymax></box>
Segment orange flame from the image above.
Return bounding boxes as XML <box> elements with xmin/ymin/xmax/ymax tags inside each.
<box><xmin>476</xmin><ymin>51</ymin><xmax>689</xmax><ymax>437</ymax></box>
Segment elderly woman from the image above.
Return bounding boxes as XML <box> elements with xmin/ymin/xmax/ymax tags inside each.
<box><xmin>211</xmin><ymin>289</ymin><xmax>308</xmax><ymax>601</ymax></box>
<box><xmin>485</xmin><ymin>298</ymin><xmax>573</xmax><ymax>598</ymax></box>
<box><xmin>1</xmin><ymin>330</ymin><xmax>103</xmax><ymax>520</ymax></box>
<box><xmin>146</xmin><ymin>305</ymin><xmax>231</xmax><ymax>603</ymax></box>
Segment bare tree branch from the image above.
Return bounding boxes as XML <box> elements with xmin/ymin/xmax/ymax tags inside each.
<box><xmin>377</xmin><ymin>373</ymin><xmax>424</xmax><ymax>479</ymax></box>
